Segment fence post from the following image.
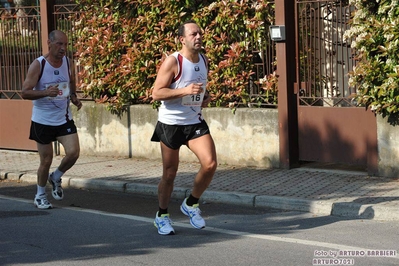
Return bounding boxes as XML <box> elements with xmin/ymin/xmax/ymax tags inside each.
<box><xmin>39</xmin><ymin>0</ymin><xmax>55</xmax><ymax>54</ymax></box>
<box><xmin>275</xmin><ymin>0</ymin><xmax>299</xmax><ymax>169</ymax></box>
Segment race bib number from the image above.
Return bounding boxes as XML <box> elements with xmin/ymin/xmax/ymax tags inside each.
<box><xmin>46</xmin><ymin>82</ymin><xmax>70</xmax><ymax>100</ymax></box>
<box><xmin>182</xmin><ymin>92</ymin><xmax>205</xmax><ymax>106</ymax></box>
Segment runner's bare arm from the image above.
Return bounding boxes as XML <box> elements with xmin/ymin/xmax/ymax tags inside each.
<box><xmin>201</xmin><ymin>54</ymin><xmax>211</xmax><ymax>107</ymax></box>
<box><xmin>152</xmin><ymin>56</ymin><xmax>204</xmax><ymax>101</ymax></box>
<box><xmin>68</xmin><ymin>58</ymin><xmax>82</xmax><ymax>110</ymax></box>
<box><xmin>69</xmin><ymin>58</ymin><xmax>77</xmax><ymax>95</ymax></box>
<box><xmin>21</xmin><ymin>60</ymin><xmax>59</xmax><ymax>100</ymax></box>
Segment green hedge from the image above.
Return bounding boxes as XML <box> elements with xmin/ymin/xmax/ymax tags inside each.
<box><xmin>74</xmin><ymin>0</ymin><xmax>276</xmax><ymax>114</ymax></box>
<box><xmin>345</xmin><ymin>0</ymin><xmax>399</xmax><ymax>124</ymax></box>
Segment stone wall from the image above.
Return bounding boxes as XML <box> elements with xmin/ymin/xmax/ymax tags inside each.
<box><xmin>376</xmin><ymin>115</ymin><xmax>399</xmax><ymax>177</ymax></box>
<box><xmin>73</xmin><ymin>103</ymin><xmax>280</xmax><ymax>168</ymax></box>
<box><xmin>69</xmin><ymin>103</ymin><xmax>399</xmax><ymax>176</ymax></box>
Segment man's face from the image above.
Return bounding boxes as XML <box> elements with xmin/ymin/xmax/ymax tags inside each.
<box><xmin>181</xmin><ymin>23</ymin><xmax>203</xmax><ymax>52</ymax></box>
<box><xmin>49</xmin><ymin>34</ymin><xmax>68</xmax><ymax>59</ymax></box>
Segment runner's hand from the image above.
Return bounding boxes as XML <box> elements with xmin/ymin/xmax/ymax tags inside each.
<box><xmin>71</xmin><ymin>96</ymin><xmax>83</xmax><ymax>110</ymax></box>
<box><xmin>186</xmin><ymin>83</ymin><xmax>203</xmax><ymax>95</ymax></box>
<box><xmin>46</xmin><ymin>85</ymin><xmax>59</xmax><ymax>97</ymax></box>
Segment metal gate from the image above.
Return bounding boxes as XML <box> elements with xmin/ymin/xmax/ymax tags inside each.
<box><xmin>295</xmin><ymin>0</ymin><xmax>377</xmax><ymax>173</ymax></box>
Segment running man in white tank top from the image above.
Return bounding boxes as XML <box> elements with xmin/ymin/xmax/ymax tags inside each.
<box><xmin>151</xmin><ymin>20</ymin><xmax>217</xmax><ymax>235</ymax></box>
<box><xmin>22</xmin><ymin>30</ymin><xmax>82</xmax><ymax>209</ymax></box>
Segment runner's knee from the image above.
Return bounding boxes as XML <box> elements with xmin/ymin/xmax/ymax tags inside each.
<box><xmin>202</xmin><ymin>159</ymin><xmax>217</xmax><ymax>174</ymax></box>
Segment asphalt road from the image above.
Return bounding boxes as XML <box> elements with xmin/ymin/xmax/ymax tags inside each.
<box><xmin>1</xmin><ymin>180</ymin><xmax>398</xmax><ymax>266</ymax></box>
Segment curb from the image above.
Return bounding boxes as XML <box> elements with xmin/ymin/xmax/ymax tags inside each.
<box><xmin>254</xmin><ymin>195</ymin><xmax>333</xmax><ymax>216</ymax></box>
<box><xmin>3</xmin><ymin>172</ymin><xmax>399</xmax><ymax>221</ymax></box>
<box><xmin>331</xmin><ymin>202</ymin><xmax>399</xmax><ymax>221</ymax></box>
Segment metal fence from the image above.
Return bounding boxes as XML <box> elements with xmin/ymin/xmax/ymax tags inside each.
<box><xmin>249</xmin><ymin>3</ymin><xmax>277</xmax><ymax>107</ymax></box>
<box><xmin>0</xmin><ymin>5</ymin><xmax>41</xmax><ymax>99</ymax></box>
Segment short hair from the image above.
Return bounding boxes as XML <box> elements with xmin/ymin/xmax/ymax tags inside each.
<box><xmin>177</xmin><ymin>20</ymin><xmax>198</xmax><ymax>37</ymax></box>
<box><xmin>49</xmin><ymin>30</ymin><xmax>65</xmax><ymax>42</ymax></box>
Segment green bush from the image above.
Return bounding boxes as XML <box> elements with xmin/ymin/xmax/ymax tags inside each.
<box><xmin>74</xmin><ymin>0</ymin><xmax>275</xmax><ymax>114</ymax></box>
<box><xmin>345</xmin><ymin>0</ymin><xmax>399</xmax><ymax>123</ymax></box>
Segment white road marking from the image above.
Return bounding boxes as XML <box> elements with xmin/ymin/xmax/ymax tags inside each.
<box><xmin>1</xmin><ymin>195</ymin><xmax>397</xmax><ymax>259</ymax></box>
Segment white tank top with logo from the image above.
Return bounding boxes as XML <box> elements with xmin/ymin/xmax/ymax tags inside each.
<box><xmin>31</xmin><ymin>56</ymin><xmax>72</xmax><ymax>126</ymax></box>
<box><xmin>158</xmin><ymin>52</ymin><xmax>208</xmax><ymax>125</ymax></box>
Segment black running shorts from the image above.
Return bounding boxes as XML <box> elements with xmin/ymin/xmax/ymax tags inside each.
<box><xmin>151</xmin><ymin>120</ymin><xmax>210</xmax><ymax>150</ymax></box>
<box><xmin>29</xmin><ymin>120</ymin><xmax>77</xmax><ymax>144</ymax></box>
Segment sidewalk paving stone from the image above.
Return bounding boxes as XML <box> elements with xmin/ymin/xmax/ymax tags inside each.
<box><xmin>1</xmin><ymin>150</ymin><xmax>398</xmax><ymax>221</ymax></box>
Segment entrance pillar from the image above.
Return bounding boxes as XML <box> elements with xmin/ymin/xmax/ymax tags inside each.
<box><xmin>275</xmin><ymin>0</ymin><xmax>299</xmax><ymax>168</ymax></box>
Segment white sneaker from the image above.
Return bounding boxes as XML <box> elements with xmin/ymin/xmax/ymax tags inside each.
<box><xmin>34</xmin><ymin>194</ymin><xmax>52</xmax><ymax>209</ymax></box>
<box><xmin>154</xmin><ymin>212</ymin><xmax>175</xmax><ymax>235</ymax></box>
<box><xmin>180</xmin><ymin>198</ymin><xmax>205</xmax><ymax>229</ymax></box>
<box><xmin>49</xmin><ymin>173</ymin><xmax>64</xmax><ymax>200</ymax></box>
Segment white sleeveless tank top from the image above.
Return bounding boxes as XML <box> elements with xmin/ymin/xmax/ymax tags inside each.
<box><xmin>158</xmin><ymin>52</ymin><xmax>208</xmax><ymax>125</ymax></box>
<box><xmin>31</xmin><ymin>56</ymin><xmax>73</xmax><ymax>126</ymax></box>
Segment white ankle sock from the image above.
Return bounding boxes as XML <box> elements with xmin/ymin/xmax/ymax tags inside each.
<box><xmin>51</xmin><ymin>168</ymin><xmax>64</xmax><ymax>181</ymax></box>
<box><xmin>37</xmin><ymin>185</ymin><xmax>46</xmax><ymax>196</ymax></box>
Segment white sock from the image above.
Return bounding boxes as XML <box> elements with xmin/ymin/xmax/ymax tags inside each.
<box><xmin>36</xmin><ymin>185</ymin><xmax>46</xmax><ymax>196</ymax></box>
<box><xmin>51</xmin><ymin>168</ymin><xmax>64</xmax><ymax>182</ymax></box>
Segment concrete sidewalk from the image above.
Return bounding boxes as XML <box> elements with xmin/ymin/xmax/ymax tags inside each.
<box><xmin>1</xmin><ymin>149</ymin><xmax>398</xmax><ymax>221</ymax></box>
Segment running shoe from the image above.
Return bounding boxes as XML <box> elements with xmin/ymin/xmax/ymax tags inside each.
<box><xmin>48</xmin><ymin>173</ymin><xmax>64</xmax><ymax>200</ymax></box>
<box><xmin>154</xmin><ymin>212</ymin><xmax>175</xmax><ymax>235</ymax></box>
<box><xmin>34</xmin><ymin>194</ymin><xmax>52</xmax><ymax>209</ymax></box>
<box><xmin>180</xmin><ymin>198</ymin><xmax>205</xmax><ymax>229</ymax></box>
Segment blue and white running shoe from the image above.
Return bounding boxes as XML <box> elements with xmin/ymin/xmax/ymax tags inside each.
<box><xmin>180</xmin><ymin>198</ymin><xmax>205</xmax><ymax>229</ymax></box>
